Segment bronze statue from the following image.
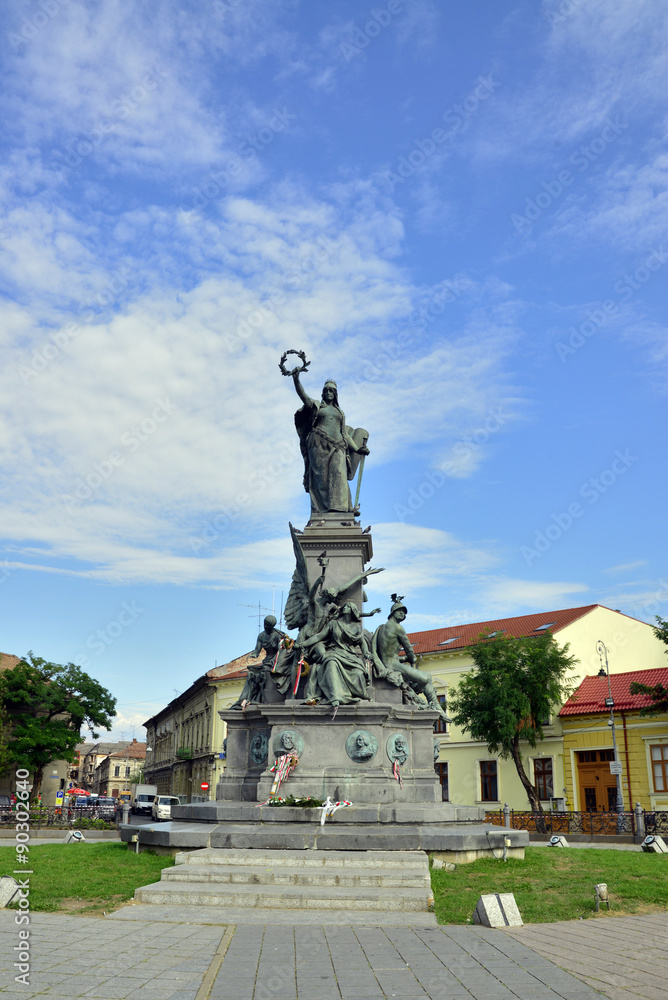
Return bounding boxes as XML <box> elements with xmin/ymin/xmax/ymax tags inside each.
<box><xmin>230</xmin><ymin>615</ymin><xmax>286</xmax><ymax>709</ymax></box>
<box><xmin>280</xmin><ymin>350</ymin><xmax>368</xmax><ymax>513</ymax></box>
<box><xmin>301</xmin><ymin>601</ymin><xmax>372</xmax><ymax>708</ymax></box>
<box><xmin>372</xmin><ymin>596</ymin><xmax>450</xmax><ymax>723</ymax></box>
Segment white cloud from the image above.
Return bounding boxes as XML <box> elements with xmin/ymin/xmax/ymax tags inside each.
<box><xmin>602</xmin><ymin>560</ymin><xmax>648</xmax><ymax>575</ymax></box>
<box><xmin>0</xmin><ymin>177</ymin><xmax>522</xmax><ymax>584</ymax></box>
<box><xmin>480</xmin><ymin>0</ymin><xmax>668</xmax><ymax>162</ymax></box>
<box><xmin>545</xmin><ymin>152</ymin><xmax>668</xmax><ymax>254</ymax></box>
<box><xmin>100</xmin><ymin>709</ymin><xmax>150</xmax><ymax>742</ymax></box>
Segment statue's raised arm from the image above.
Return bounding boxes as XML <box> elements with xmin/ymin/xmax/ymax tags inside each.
<box><xmin>279</xmin><ymin>350</ymin><xmax>369</xmax><ymax>514</ymax></box>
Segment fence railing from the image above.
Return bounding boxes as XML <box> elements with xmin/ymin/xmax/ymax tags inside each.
<box><xmin>486</xmin><ymin>805</ymin><xmax>668</xmax><ymax>838</ymax></box>
<box><xmin>0</xmin><ymin>806</ymin><xmax>117</xmax><ymax>830</ymax></box>
<box><xmin>645</xmin><ymin>811</ymin><xmax>668</xmax><ymax>836</ymax></box>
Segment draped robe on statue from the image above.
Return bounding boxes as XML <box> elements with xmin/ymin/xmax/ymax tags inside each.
<box><xmin>294</xmin><ymin>398</ymin><xmax>366</xmax><ymax>513</ymax></box>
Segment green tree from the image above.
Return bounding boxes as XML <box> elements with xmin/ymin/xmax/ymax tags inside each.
<box><xmin>0</xmin><ymin>653</ymin><xmax>116</xmax><ymax>801</ymax></box>
<box><xmin>450</xmin><ymin>632</ymin><xmax>577</xmax><ymax>815</ymax></box>
<box><xmin>629</xmin><ymin>615</ymin><xmax>668</xmax><ymax>713</ymax></box>
<box><xmin>0</xmin><ymin>701</ymin><xmax>13</xmax><ymax>778</ymax></box>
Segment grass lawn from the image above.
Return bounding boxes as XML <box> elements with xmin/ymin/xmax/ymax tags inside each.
<box><xmin>431</xmin><ymin>846</ymin><xmax>668</xmax><ymax>924</ymax></box>
<box><xmin>3</xmin><ymin>842</ymin><xmax>667</xmax><ymax>924</ymax></box>
<box><xmin>0</xmin><ymin>842</ymin><xmax>174</xmax><ymax>916</ymax></box>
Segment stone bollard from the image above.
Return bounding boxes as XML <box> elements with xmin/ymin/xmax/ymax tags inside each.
<box><xmin>472</xmin><ymin>893</ymin><xmax>523</xmax><ymax>927</ymax></box>
<box><xmin>0</xmin><ymin>876</ymin><xmax>20</xmax><ymax>908</ymax></box>
<box><xmin>503</xmin><ymin>803</ymin><xmax>511</xmax><ymax>828</ymax></box>
<box><xmin>634</xmin><ymin>802</ymin><xmax>645</xmax><ymax>842</ymax></box>
<box><xmin>122</xmin><ymin>803</ymin><xmax>130</xmax><ymax>825</ymax></box>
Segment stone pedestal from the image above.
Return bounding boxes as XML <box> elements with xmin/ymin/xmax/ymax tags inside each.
<box><xmin>219</xmin><ymin>702</ymin><xmax>440</xmax><ymax>806</ymax></box>
<box><xmin>298</xmin><ymin>517</ymin><xmax>373</xmax><ymax>609</ymax></box>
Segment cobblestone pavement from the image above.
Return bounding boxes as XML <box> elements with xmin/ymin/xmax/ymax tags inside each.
<box><xmin>504</xmin><ymin>913</ymin><xmax>668</xmax><ymax>1000</ymax></box>
<box><xmin>0</xmin><ymin>912</ymin><xmax>222</xmax><ymax>1000</ymax></box>
<box><xmin>1</xmin><ymin>911</ymin><xmax>605</xmax><ymax>1000</ymax></box>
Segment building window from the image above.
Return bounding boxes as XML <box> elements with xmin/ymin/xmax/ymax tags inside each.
<box><xmin>480</xmin><ymin>760</ymin><xmax>498</xmax><ymax>801</ymax></box>
<box><xmin>533</xmin><ymin>758</ymin><xmax>553</xmax><ymax>799</ymax></box>
<box><xmin>577</xmin><ymin>750</ymin><xmax>613</xmax><ymax>763</ymax></box>
<box><xmin>114</xmin><ymin>766</ymin><xmax>120</xmax><ymax>777</ymax></box>
<box><xmin>435</xmin><ymin>763</ymin><xmax>449</xmax><ymax>801</ymax></box>
<box><xmin>125</xmin><ymin>767</ymin><xmax>131</xmax><ymax>777</ymax></box>
<box><xmin>651</xmin><ymin>745</ymin><xmax>668</xmax><ymax>792</ymax></box>
<box><xmin>434</xmin><ymin>695</ymin><xmax>448</xmax><ymax>734</ymax></box>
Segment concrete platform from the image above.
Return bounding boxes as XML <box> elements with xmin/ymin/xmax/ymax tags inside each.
<box><xmin>120</xmin><ymin>819</ymin><xmax>528</xmax><ymax>858</ymax></box>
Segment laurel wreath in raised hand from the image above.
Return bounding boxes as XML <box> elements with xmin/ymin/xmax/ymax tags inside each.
<box><xmin>279</xmin><ymin>349</ymin><xmax>311</xmax><ymax>377</ymax></box>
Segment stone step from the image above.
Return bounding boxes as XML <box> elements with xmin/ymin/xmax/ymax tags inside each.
<box><xmin>162</xmin><ymin>862</ymin><xmax>430</xmax><ymax>889</ymax></box>
<box><xmin>107</xmin><ymin>902</ymin><xmax>438</xmax><ymax>926</ymax></box>
<box><xmin>134</xmin><ymin>879</ymin><xmax>431</xmax><ymax>911</ymax></box>
<box><xmin>174</xmin><ymin>847</ymin><xmax>428</xmax><ymax>869</ymax></box>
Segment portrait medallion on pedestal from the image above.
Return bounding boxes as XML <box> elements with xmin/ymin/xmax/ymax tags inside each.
<box><xmin>386</xmin><ymin>733</ymin><xmax>409</xmax><ymax>765</ymax></box>
<box><xmin>345</xmin><ymin>730</ymin><xmax>378</xmax><ymax>762</ymax></box>
<box><xmin>272</xmin><ymin>729</ymin><xmax>305</xmax><ymax>759</ymax></box>
<box><xmin>250</xmin><ymin>732</ymin><xmax>269</xmax><ymax>766</ymax></box>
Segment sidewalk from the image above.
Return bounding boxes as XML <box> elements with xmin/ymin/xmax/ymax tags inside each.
<box><xmin>0</xmin><ymin>908</ymin><xmax>613</xmax><ymax>1000</ymax></box>
<box><xmin>504</xmin><ymin>912</ymin><xmax>668</xmax><ymax>1000</ymax></box>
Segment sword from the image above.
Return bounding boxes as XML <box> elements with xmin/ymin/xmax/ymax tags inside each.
<box><xmin>354</xmin><ymin>433</ymin><xmax>368</xmax><ymax>510</ymax></box>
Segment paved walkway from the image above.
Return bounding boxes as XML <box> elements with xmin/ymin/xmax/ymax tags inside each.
<box><xmin>1</xmin><ymin>910</ymin><xmax>608</xmax><ymax>1000</ymax></box>
<box><xmin>504</xmin><ymin>912</ymin><xmax>668</xmax><ymax>1000</ymax></box>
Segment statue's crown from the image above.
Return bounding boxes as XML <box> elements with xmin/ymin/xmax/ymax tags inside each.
<box><xmin>324</xmin><ymin>379</ymin><xmax>337</xmax><ymax>387</ymax></box>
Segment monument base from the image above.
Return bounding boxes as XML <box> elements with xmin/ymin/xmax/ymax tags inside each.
<box><xmin>123</xmin><ymin>698</ymin><xmax>529</xmax><ymax>857</ymax></box>
<box><xmin>218</xmin><ymin>700</ymin><xmax>445</xmax><ymax>807</ymax></box>
<box><xmin>120</xmin><ymin>817</ymin><xmax>527</xmax><ymax>858</ymax></box>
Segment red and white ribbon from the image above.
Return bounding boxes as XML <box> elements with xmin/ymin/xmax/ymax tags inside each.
<box><xmin>393</xmin><ymin>760</ymin><xmax>403</xmax><ymax>789</ymax></box>
<box><xmin>319</xmin><ymin>796</ymin><xmax>352</xmax><ymax>826</ymax></box>
<box><xmin>292</xmin><ymin>657</ymin><xmax>306</xmax><ymax>695</ymax></box>
<box><xmin>269</xmin><ymin>753</ymin><xmax>299</xmax><ymax>795</ymax></box>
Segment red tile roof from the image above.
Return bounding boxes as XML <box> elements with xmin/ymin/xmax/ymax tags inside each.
<box><xmin>109</xmin><ymin>739</ymin><xmax>147</xmax><ymax>759</ymax></box>
<box><xmin>407</xmin><ymin>605</ymin><xmax>604</xmax><ymax>655</ymax></box>
<box><xmin>560</xmin><ymin>668</ymin><xmax>668</xmax><ymax>716</ymax></box>
<box><xmin>0</xmin><ymin>652</ymin><xmax>21</xmax><ymax>673</ymax></box>
<box><xmin>207</xmin><ymin>652</ymin><xmax>263</xmax><ymax>680</ymax></box>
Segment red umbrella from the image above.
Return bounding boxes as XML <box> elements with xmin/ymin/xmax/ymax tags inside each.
<box><xmin>67</xmin><ymin>788</ymin><xmax>89</xmax><ymax>796</ymax></box>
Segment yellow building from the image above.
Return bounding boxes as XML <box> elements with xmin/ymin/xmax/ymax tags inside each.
<box><xmin>408</xmin><ymin>604</ymin><xmax>667</xmax><ymax>812</ymax></box>
<box><xmin>143</xmin><ymin>653</ymin><xmax>252</xmax><ymax>800</ymax></box>
<box><xmin>560</xmin><ymin>667</ymin><xmax>668</xmax><ymax>812</ymax></box>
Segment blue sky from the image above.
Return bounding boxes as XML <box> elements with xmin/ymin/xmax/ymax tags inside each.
<box><xmin>1</xmin><ymin>0</ymin><xmax>666</xmax><ymax>741</ymax></box>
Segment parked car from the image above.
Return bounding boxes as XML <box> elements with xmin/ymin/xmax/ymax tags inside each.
<box><xmin>74</xmin><ymin>795</ymin><xmax>94</xmax><ymax>809</ymax></box>
<box><xmin>151</xmin><ymin>795</ymin><xmax>181</xmax><ymax>821</ymax></box>
<box><xmin>95</xmin><ymin>797</ymin><xmax>116</xmax><ymax>820</ymax></box>
<box><xmin>0</xmin><ymin>795</ymin><xmax>11</xmax><ymax>817</ymax></box>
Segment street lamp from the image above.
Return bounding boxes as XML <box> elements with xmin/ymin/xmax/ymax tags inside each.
<box><xmin>596</xmin><ymin>640</ymin><xmax>624</xmax><ymax>816</ymax></box>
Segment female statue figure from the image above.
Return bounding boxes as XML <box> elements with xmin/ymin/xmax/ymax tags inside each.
<box><xmin>290</xmin><ymin>371</ymin><xmax>369</xmax><ymax>513</ymax></box>
<box><xmin>301</xmin><ymin>602</ymin><xmax>371</xmax><ymax>708</ymax></box>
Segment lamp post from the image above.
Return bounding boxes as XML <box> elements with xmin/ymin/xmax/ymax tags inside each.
<box><xmin>596</xmin><ymin>640</ymin><xmax>624</xmax><ymax>817</ymax></box>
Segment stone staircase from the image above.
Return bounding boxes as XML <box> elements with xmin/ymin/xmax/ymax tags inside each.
<box><xmin>134</xmin><ymin>847</ymin><xmax>433</xmax><ymax>915</ymax></box>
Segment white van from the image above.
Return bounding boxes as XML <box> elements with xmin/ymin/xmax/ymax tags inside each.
<box><xmin>151</xmin><ymin>795</ymin><xmax>181</xmax><ymax>821</ymax></box>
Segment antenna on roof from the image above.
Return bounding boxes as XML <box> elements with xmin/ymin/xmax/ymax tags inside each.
<box><xmin>237</xmin><ymin>601</ymin><xmax>274</xmax><ymax>628</ymax></box>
